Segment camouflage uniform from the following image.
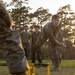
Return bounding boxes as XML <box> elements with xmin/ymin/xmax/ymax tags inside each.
<box><xmin>0</xmin><ymin>2</ymin><xmax>29</xmax><ymax>75</ymax></box>
<box><xmin>36</xmin><ymin>22</ymin><xmax>63</xmax><ymax>66</ymax></box>
<box><xmin>31</xmin><ymin>31</ymin><xmax>42</xmax><ymax>63</ymax></box>
<box><xmin>0</xmin><ymin>30</ymin><xmax>29</xmax><ymax>74</ymax></box>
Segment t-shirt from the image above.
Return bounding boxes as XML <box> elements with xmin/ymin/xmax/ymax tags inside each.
<box><xmin>20</xmin><ymin>31</ymin><xmax>31</xmax><ymax>43</ymax></box>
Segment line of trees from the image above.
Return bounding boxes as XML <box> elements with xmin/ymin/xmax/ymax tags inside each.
<box><xmin>0</xmin><ymin>0</ymin><xmax>75</xmax><ymax>59</ymax></box>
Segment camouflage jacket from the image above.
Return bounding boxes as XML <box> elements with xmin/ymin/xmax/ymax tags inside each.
<box><xmin>36</xmin><ymin>22</ymin><xmax>63</xmax><ymax>48</ymax></box>
<box><xmin>0</xmin><ymin>29</ymin><xmax>23</xmax><ymax>51</ymax></box>
<box><xmin>0</xmin><ymin>29</ymin><xmax>29</xmax><ymax>73</ymax></box>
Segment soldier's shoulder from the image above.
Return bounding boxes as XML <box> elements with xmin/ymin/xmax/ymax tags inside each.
<box><xmin>10</xmin><ymin>30</ymin><xmax>19</xmax><ymax>36</ymax></box>
<box><xmin>58</xmin><ymin>28</ymin><xmax>63</xmax><ymax>33</ymax></box>
<box><xmin>5</xmin><ymin>30</ymin><xmax>20</xmax><ymax>43</ymax></box>
<box><xmin>44</xmin><ymin>22</ymin><xmax>51</xmax><ymax>30</ymax></box>
<box><xmin>44</xmin><ymin>22</ymin><xmax>51</xmax><ymax>27</ymax></box>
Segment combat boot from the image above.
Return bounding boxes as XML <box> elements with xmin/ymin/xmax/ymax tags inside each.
<box><xmin>51</xmin><ymin>66</ymin><xmax>61</xmax><ymax>71</ymax></box>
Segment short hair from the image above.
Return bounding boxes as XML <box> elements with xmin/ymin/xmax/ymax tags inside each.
<box><xmin>0</xmin><ymin>2</ymin><xmax>12</xmax><ymax>29</ymax></box>
<box><xmin>52</xmin><ymin>14</ymin><xmax>60</xmax><ymax>20</ymax></box>
<box><xmin>24</xmin><ymin>25</ymin><xmax>28</xmax><ymax>27</ymax></box>
<box><xmin>34</xmin><ymin>25</ymin><xmax>40</xmax><ymax>28</ymax></box>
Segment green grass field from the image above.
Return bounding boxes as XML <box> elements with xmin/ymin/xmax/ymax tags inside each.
<box><xmin>0</xmin><ymin>60</ymin><xmax>75</xmax><ymax>75</ymax></box>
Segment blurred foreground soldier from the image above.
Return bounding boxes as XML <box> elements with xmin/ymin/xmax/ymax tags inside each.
<box><xmin>20</xmin><ymin>25</ymin><xmax>31</xmax><ymax>60</ymax></box>
<box><xmin>31</xmin><ymin>25</ymin><xmax>42</xmax><ymax>63</ymax></box>
<box><xmin>36</xmin><ymin>14</ymin><xmax>66</xmax><ymax>71</ymax></box>
<box><xmin>0</xmin><ymin>2</ymin><xmax>29</xmax><ymax>75</ymax></box>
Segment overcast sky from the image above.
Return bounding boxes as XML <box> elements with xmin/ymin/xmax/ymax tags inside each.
<box><xmin>3</xmin><ymin>0</ymin><xmax>75</xmax><ymax>14</ymax></box>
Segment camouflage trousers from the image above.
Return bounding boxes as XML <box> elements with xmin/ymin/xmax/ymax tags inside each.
<box><xmin>48</xmin><ymin>46</ymin><xmax>62</xmax><ymax>67</ymax></box>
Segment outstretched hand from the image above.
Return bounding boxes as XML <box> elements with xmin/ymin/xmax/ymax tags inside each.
<box><xmin>59</xmin><ymin>42</ymin><xmax>66</xmax><ymax>47</ymax></box>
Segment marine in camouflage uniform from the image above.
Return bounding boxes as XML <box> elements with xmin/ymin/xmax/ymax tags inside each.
<box><xmin>0</xmin><ymin>2</ymin><xmax>29</xmax><ymax>75</ymax></box>
<box><xmin>36</xmin><ymin>14</ymin><xmax>66</xmax><ymax>71</ymax></box>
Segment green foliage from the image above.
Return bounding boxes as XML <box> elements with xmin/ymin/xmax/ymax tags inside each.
<box><xmin>7</xmin><ymin>0</ymin><xmax>31</xmax><ymax>30</ymax></box>
<box><xmin>34</xmin><ymin>7</ymin><xmax>52</xmax><ymax>25</ymax></box>
<box><xmin>3</xmin><ymin>1</ymin><xmax>75</xmax><ymax>41</ymax></box>
<box><xmin>57</xmin><ymin>4</ymin><xmax>75</xmax><ymax>41</ymax></box>
<box><xmin>0</xmin><ymin>60</ymin><xmax>75</xmax><ymax>75</ymax></box>
<box><xmin>61</xmin><ymin>60</ymin><xmax>75</xmax><ymax>68</ymax></box>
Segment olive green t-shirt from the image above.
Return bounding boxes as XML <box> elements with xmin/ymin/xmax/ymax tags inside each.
<box><xmin>20</xmin><ymin>32</ymin><xmax>31</xmax><ymax>43</ymax></box>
